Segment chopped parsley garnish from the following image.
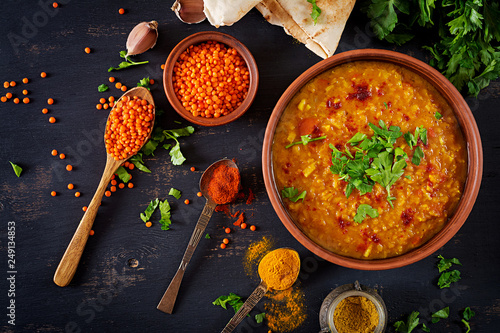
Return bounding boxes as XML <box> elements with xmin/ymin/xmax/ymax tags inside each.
<box><xmin>255</xmin><ymin>312</ymin><xmax>266</xmax><ymax>324</ymax></box>
<box><xmin>163</xmin><ymin>126</ymin><xmax>195</xmax><ymax>165</ymax></box>
<box><xmin>436</xmin><ymin>255</ymin><xmax>462</xmax><ymax>289</ymax></box>
<box><xmin>9</xmin><ymin>161</ymin><xmax>22</xmax><ymax>177</ymax></box>
<box><xmin>169</xmin><ymin>188</ymin><xmax>182</xmax><ymax>199</ymax></box>
<box><xmin>98</xmin><ymin>84</ymin><xmax>109</xmax><ymax>92</ymax></box>
<box><xmin>307</xmin><ymin>0</ymin><xmax>322</xmax><ymax>25</ymax></box>
<box><xmin>384</xmin><ymin>101</ymin><xmax>388</xmax><ymax>109</ymax></box>
<box><xmin>213</xmin><ymin>293</ymin><xmax>245</xmax><ymax>314</ymax></box>
<box><xmin>140</xmin><ymin>198</ymin><xmax>159</xmax><ymax>223</ymax></box>
<box><xmin>108</xmin><ymin>50</ymin><xmax>149</xmax><ymax>72</ymax></box>
<box><xmin>205</xmin><ymin>233</ymin><xmax>211</xmax><ymax>239</ymax></box>
<box><xmin>354</xmin><ymin>204</ymin><xmax>379</xmax><ymax>223</ymax></box>
<box><xmin>158</xmin><ymin>199</ymin><xmax>172</xmax><ymax>230</ymax></box>
<box><xmin>129</xmin><ymin>152</ymin><xmax>151</xmax><ymax>173</ymax></box>
<box><xmin>330</xmin><ymin>121</ymin><xmax>427</xmax><ymax>207</ymax></box>
<box><xmin>286</xmin><ymin>134</ymin><xmax>327</xmax><ymax>148</ymax></box>
<box><xmin>282</xmin><ymin>187</ymin><xmax>307</xmax><ymax>202</ymax></box>
<box><xmin>431</xmin><ymin>306</ymin><xmax>449</xmax><ymax>323</ymax></box>
<box><xmin>115</xmin><ymin>166</ymin><xmax>131</xmax><ymax>183</ymax></box>
<box><xmin>394</xmin><ymin>311</ymin><xmax>420</xmax><ymax>333</ymax></box>
<box><xmin>462</xmin><ymin>307</ymin><xmax>475</xmax><ymax>333</ymax></box>
<box><xmin>137</xmin><ymin>77</ymin><xmax>151</xmax><ymax>90</ymax></box>
<box><xmin>434</xmin><ymin>111</ymin><xmax>442</xmax><ymax>120</ymax></box>
<box><xmin>412</xmin><ymin>146</ymin><xmax>424</xmax><ymax>166</ymax></box>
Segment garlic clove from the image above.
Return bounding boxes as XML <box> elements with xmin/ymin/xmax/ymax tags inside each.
<box><xmin>126</xmin><ymin>21</ymin><xmax>159</xmax><ymax>57</ymax></box>
<box><xmin>172</xmin><ymin>0</ymin><xmax>206</xmax><ymax>24</ymax></box>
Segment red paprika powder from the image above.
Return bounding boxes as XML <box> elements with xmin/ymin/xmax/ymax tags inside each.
<box><xmin>207</xmin><ymin>164</ymin><xmax>240</xmax><ymax>204</ymax></box>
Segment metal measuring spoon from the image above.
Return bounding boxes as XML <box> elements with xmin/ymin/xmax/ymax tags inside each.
<box><xmin>221</xmin><ymin>248</ymin><xmax>301</xmax><ymax>333</ymax></box>
<box><xmin>157</xmin><ymin>158</ymin><xmax>240</xmax><ymax>314</ymax></box>
<box><xmin>53</xmin><ymin>87</ymin><xmax>155</xmax><ymax>287</ymax></box>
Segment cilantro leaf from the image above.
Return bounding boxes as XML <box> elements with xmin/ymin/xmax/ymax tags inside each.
<box><xmin>98</xmin><ymin>84</ymin><xmax>109</xmax><ymax>92</ymax></box>
<box><xmin>205</xmin><ymin>233</ymin><xmax>211</xmax><ymax>239</ymax></box>
<box><xmin>282</xmin><ymin>187</ymin><xmax>306</xmax><ymax>202</ymax></box>
<box><xmin>129</xmin><ymin>153</ymin><xmax>151</xmax><ymax>173</ymax></box>
<box><xmin>137</xmin><ymin>77</ymin><xmax>151</xmax><ymax>90</ymax></box>
<box><xmin>463</xmin><ymin>307</ymin><xmax>476</xmax><ymax>321</ymax></box>
<box><xmin>140</xmin><ymin>198</ymin><xmax>159</xmax><ymax>223</ymax></box>
<box><xmin>434</xmin><ymin>111</ymin><xmax>442</xmax><ymax>120</ymax></box>
<box><xmin>354</xmin><ymin>204</ymin><xmax>379</xmax><ymax>223</ymax></box>
<box><xmin>438</xmin><ymin>269</ymin><xmax>461</xmax><ymax>289</ymax></box>
<box><xmin>394</xmin><ymin>311</ymin><xmax>420</xmax><ymax>333</ymax></box>
<box><xmin>412</xmin><ymin>146</ymin><xmax>424</xmax><ymax>166</ymax></box>
<box><xmin>108</xmin><ymin>50</ymin><xmax>149</xmax><ymax>72</ymax></box>
<box><xmin>169</xmin><ymin>188</ymin><xmax>182</xmax><ymax>200</ymax></box>
<box><xmin>115</xmin><ymin>166</ymin><xmax>131</xmax><ymax>183</ymax></box>
<box><xmin>142</xmin><ymin>140</ymin><xmax>159</xmax><ymax>156</ymax></box>
<box><xmin>347</xmin><ymin>132</ymin><xmax>367</xmax><ymax>145</ymax></box>
<box><xmin>255</xmin><ymin>313</ymin><xmax>266</xmax><ymax>324</ymax></box>
<box><xmin>158</xmin><ymin>199</ymin><xmax>172</xmax><ymax>230</ymax></box>
<box><xmin>422</xmin><ymin>323</ymin><xmax>430</xmax><ymax>332</ymax></box>
<box><xmin>213</xmin><ymin>293</ymin><xmax>245</xmax><ymax>314</ymax></box>
<box><xmin>164</xmin><ymin>126</ymin><xmax>195</xmax><ymax>138</ymax></box>
<box><xmin>286</xmin><ymin>135</ymin><xmax>327</xmax><ymax>148</ymax></box>
<box><xmin>9</xmin><ymin>161</ymin><xmax>22</xmax><ymax>177</ymax></box>
<box><xmin>437</xmin><ymin>255</ymin><xmax>462</xmax><ymax>273</ymax></box>
<box><xmin>431</xmin><ymin>306</ymin><xmax>449</xmax><ymax>323</ymax></box>
<box><xmin>162</xmin><ymin>126</ymin><xmax>195</xmax><ymax>165</ymax></box>
<box><xmin>307</xmin><ymin>0</ymin><xmax>322</xmax><ymax>25</ymax></box>
<box><xmin>363</xmin><ymin>0</ymin><xmax>409</xmax><ymax>40</ymax></box>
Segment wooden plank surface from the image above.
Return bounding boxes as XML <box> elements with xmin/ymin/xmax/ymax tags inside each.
<box><xmin>1</xmin><ymin>1</ymin><xmax>499</xmax><ymax>332</ymax></box>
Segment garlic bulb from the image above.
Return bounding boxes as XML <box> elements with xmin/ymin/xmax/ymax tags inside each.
<box><xmin>126</xmin><ymin>21</ymin><xmax>158</xmax><ymax>58</ymax></box>
<box><xmin>172</xmin><ymin>0</ymin><xmax>206</xmax><ymax>24</ymax></box>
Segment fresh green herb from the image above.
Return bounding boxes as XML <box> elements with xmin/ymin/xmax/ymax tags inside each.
<box><xmin>115</xmin><ymin>166</ymin><xmax>131</xmax><ymax>183</ymax></box>
<box><xmin>174</xmin><ymin>120</ymin><xmax>182</xmax><ymax>124</ymax></box>
<box><xmin>140</xmin><ymin>198</ymin><xmax>159</xmax><ymax>223</ymax></box>
<box><xmin>431</xmin><ymin>306</ymin><xmax>449</xmax><ymax>323</ymax></box>
<box><xmin>307</xmin><ymin>0</ymin><xmax>322</xmax><ymax>24</ymax></box>
<box><xmin>108</xmin><ymin>50</ymin><xmax>149</xmax><ymax>72</ymax></box>
<box><xmin>137</xmin><ymin>77</ymin><xmax>151</xmax><ymax>90</ymax></box>
<box><xmin>285</xmin><ymin>134</ymin><xmax>327</xmax><ymax>148</ymax></box>
<box><xmin>169</xmin><ymin>188</ymin><xmax>182</xmax><ymax>200</ymax></box>
<box><xmin>354</xmin><ymin>204</ymin><xmax>379</xmax><ymax>223</ymax></box>
<box><xmin>462</xmin><ymin>307</ymin><xmax>475</xmax><ymax>333</ymax></box>
<box><xmin>129</xmin><ymin>152</ymin><xmax>151</xmax><ymax>173</ymax></box>
<box><xmin>362</xmin><ymin>0</ymin><xmax>500</xmax><ymax>97</ymax></box>
<box><xmin>282</xmin><ymin>187</ymin><xmax>307</xmax><ymax>202</ymax></box>
<box><xmin>437</xmin><ymin>255</ymin><xmax>462</xmax><ymax>273</ymax></box>
<box><xmin>347</xmin><ymin>132</ymin><xmax>367</xmax><ymax>145</ymax></box>
<box><xmin>394</xmin><ymin>311</ymin><xmax>420</xmax><ymax>333</ymax></box>
<box><xmin>404</xmin><ymin>126</ymin><xmax>427</xmax><ymax>149</ymax></box>
<box><xmin>158</xmin><ymin>199</ymin><xmax>172</xmax><ymax>230</ymax></box>
<box><xmin>163</xmin><ymin>126</ymin><xmax>195</xmax><ymax>165</ymax></box>
<box><xmin>142</xmin><ymin>140</ymin><xmax>159</xmax><ymax>156</ymax></box>
<box><xmin>163</xmin><ymin>143</ymin><xmax>172</xmax><ymax>150</ymax></box>
<box><xmin>255</xmin><ymin>313</ymin><xmax>266</xmax><ymax>324</ymax></box>
<box><xmin>384</xmin><ymin>101</ymin><xmax>388</xmax><ymax>109</ymax></box>
<box><xmin>412</xmin><ymin>146</ymin><xmax>424</xmax><ymax>166</ymax></box>
<box><xmin>422</xmin><ymin>323</ymin><xmax>430</xmax><ymax>332</ymax></box>
<box><xmin>98</xmin><ymin>84</ymin><xmax>109</xmax><ymax>92</ymax></box>
<box><xmin>205</xmin><ymin>233</ymin><xmax>211</xmax><ymax>239</ymax></box>
<box><xmin>213</xmin><ymin>293</ymin><xmax>245</xmax><ymax>314</ymax></box>
<box><xmin>438</xmin><ymin>270</ymin><xmax>461</xmax><ymax>289</ymax></box>
<box><xmin>405</xmin><ymin>175</ymin><xmax>412</xmax><ymax>180</ymax></box>
<box><xmin>434</xmin><ymin>111</ymin><xmax>442</xmax><ymax>120</ymax></box>
<box><xmin>9</xmin><ymin>161</ymin><xmax>22</xmax><ymax>177</ymax></box>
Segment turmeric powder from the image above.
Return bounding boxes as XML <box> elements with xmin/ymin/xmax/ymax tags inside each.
<box><xmin>244</xmin><ymin>236</ymin><xmax>274</xmax><ymax>277</ymax></box>
<box><xmin>333</xmin><ymin>296</ymin><xmax>379</xmax><ymax>333</ymax></box>
<box><xmin>258</xmin><ymin>248</ymin><xmax>300</xmax><ymax>290</ymax></box>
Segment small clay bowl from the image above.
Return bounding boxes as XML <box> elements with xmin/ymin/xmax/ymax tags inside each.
<box><xmin>163</xmin><ymin>31</ymin><xmax>259</xmax><ymax>126</ymax></box>
<box><xmin>262</xmin><ymin>49</ymin><xmax>483</xmax><ymax>270</ymax></box>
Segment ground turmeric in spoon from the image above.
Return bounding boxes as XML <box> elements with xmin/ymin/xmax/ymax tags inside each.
<box><xmin>258</xmin><ymin>248</ymin><xmax>300</xmax><ymax>290</ymax></box>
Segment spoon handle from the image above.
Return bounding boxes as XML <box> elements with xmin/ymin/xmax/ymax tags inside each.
<box><xmin>221</xmin><ymin>281</ymin><xmax>268</xmax><ymax>333</ymax></box>
<box><xmin>157</xmin><ymin>200</ymin><xmax>217</xmax><ymax>314</ymax></box>
<box><xmin>53</xmin><ymin>155</ymin><xmax>120</xmax><ymax>287</ymax></box>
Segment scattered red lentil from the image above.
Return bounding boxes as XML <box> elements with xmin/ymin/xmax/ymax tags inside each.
<box><xmin>82</xmin><ymin>206</ymin><xmax>88</xmax><ymax>212</ymax></box>
<box><xmin>110</xmin><ymin>186</ymin><xmax>117</xmax><ymax>192</ymax></box>
<box><xmin>145</xmin><ymin>221</ymin><xmax>152</xmax><ymax>228</ymax></box>
<box><xmin>190</xmin><ymin>166</ymin><xmax>195</xmax><ymax>172</ymax></box>
<box><xmin>119</xmin><ymin>8</ymin><xmax>125</xmax><ymax>14</ymax></box>
<box><xmin>89</xmin><ymin>230</ymin><xmax>95</xmax><ymax>236</ymax></box>
<box><xmin>84</xmin><ymin>47</ymin><xmax>91</xmax><ymax>54</ymax></box>
<box><xmin>184</xmin><ymin>199</ymin><xmax>190</xmax><ymax>205</ymax></box>
<box><xmin>22</xmin><ymin>97</ymin><xmax>30</xmax><ymax>104</ymax></box>
<box><xmin>100</xmin><ymin>98</ymin><xmax>106</xmax><ymax>104</ymax></box>
<box><xmin>104</xmin><ymin>95</ymin><xmax>153</xmax><ymax>160</ymax></box>
<box><xmin>52</xmin><ymin>2</ymin><xmax>58</xmax><ymax>8</ymax></box>
<box><xmin>161</xmin><ymin>64</ymin><xmax>165</xmax><ymax>70</ymax></box>
<box><xmin>41</xmin><ymin>72</ymin><xmax>47</xmax><ymax>78</ymax></box>
<box><xmin>51</xmin><ymin>149</ymin><xmax>58</xmax><ymax>156</ymax></box>
<box><xmin>149</xmin><ymin>79</ymin><xmax>154</xmax><ymax>85</ymax></box>
<box><xmin>109</xmin><ymin>96</ymin><xmax>115</xmax><ymax>103</ymax></box>
<box><xmin>128</xmin><ymin>163</ymin><xmax>135</xmax><ymax>170</ymax></box>
<box><xmin>225</xmin><ymin>227</ymin><xmax>231</xmax><ymax>234</ymax></box>
<box><xmin>22</xmin><ymin>78</ymin><xmax>28</xmax><ymax>84</ymax></box>
<box><xmin>111</xmin><ymin>179</ymin><xmax>117</xmax><ymax>186</ymax></box>
<box><xmin>47</xmin><ymin>98</ymin><xmax>54</xmax><ymax>105</ymax></box>
<box><xmin>10</xmin><ymin>81</ymin><xmax>16</xmax><ymax>87</ymax></box>
<box><xmin>109</xmin><ymin>77</ymin><xmax>115</xmax><ymax>83</ymax></box>
<box><xmin>66</xmin><ymin>164</ymin><xmax>73</xmax><ymax>171</ymax></box>
<box><xmin>67</xmin><ymin>183</ymin><xmax>74</xmax><ymax>190</ymax></box>
<box><xmin>22</xmin><ymin>90</ymin><xmax>28</xmax><ymax>95</ymax></box>
<box><xmin>13</xmin><ymin>98</ymin><xmax>20</xmax><ymax>104</ymax></box>
<box><xmin>241</xmin><ymin>223</ymin><xmax>247</xmax><ymax>229</ymax></box>
<box><xmin>51</xmin><ymin>191</ymin><xmax>57</xmax><ymax>196</ymax></box>
<box><xmin>49</xmin><ymin>116</ymin><xmax>56</xmax><ymax>123</ymax></box>
<box><xmin>59</xmin><ymin>153</ymin><xmax>65</xmax><ymax>159</ymax></box>
<box><xmin>0</xmin><ymin>97</ymin><xmax>6</xmax><ymax>103</ymax></box>
<box><xmin>105</xmin><ymin>190</ymin><xmax>111</xmax><ymax>197</ymax></box>
<box><xmin>115</xmin><ymin>82</ymin><xmax>122</xmax><ymax>89</ymax></box>
<box><xmin>3</xmin><ymin>82</ymin><xmax>9</xmax><ymax>88</ymax></box>
<box><xmin>128</xmin><ymin>183</ymin><xmax>134</xmax><ymax>188</ymax></box>
<box><xmin>250</xmin><ymin>225</ymin><xmax>256</xmax><ymax>231</ymax></box>
<box><xmin>96</xmin><ymin>104</ymin><xmax>102</xmax><ymax>110</ymax></box>
<box><xmin>42</xmin><ymin>108</ymin><xmax>49</xmax><ymax>114</ymax></box>
<box><xmin>220</xmin><ymin>243</ymin><xmax>226</xmax><ymax>249</ymax></box>
<box><xmin>74</xmin><ymin>192</ymin><xmax>81</xmax><ymax>197</ymax></box>
<box><xmin>118</xmin><ymin>183</ymin><xmax>125</xmax><ymax>189</ymax></box>
<box><xmin>223</xmin><ymin>238</ymin><xmax>229</xmax><ymax>244</ymax></box>
<box><xmin>197</xmin><ymin>191</ymin><xmax>202</xmax><ymax>197</ymax></box>
<box><xmin>103</xmin><ymin>103</ymin><xmax>109</xmax><ymax>110</ymax></box>
<box><xmin>6</xmin><ymin>93</ymin><xmax>12</xmax><ymax>99</ymax></box>
<box><xmin>121</xmin><ymin>85</ymin><xmax>127</xmax><ymax>92</ymax></box>
<box><xmin>172</xmin><ymin>41</ymin><xmax>250</xmax><ymax>118</ymax></box>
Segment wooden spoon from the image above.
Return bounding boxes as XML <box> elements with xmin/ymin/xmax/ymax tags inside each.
<box><xmin>53</xmin><ymin>87</ymin><xmax>155</xmax><ymax>287</ymax></box>
<box><xmin>157</xmin><ymin>158</ymin><xmax>240</xmax><ymax>314</ymax></box>
<box><xmin>220</xmin><ymin>248</ymin><xmax>300</xmax><ymax>333</ymax></box>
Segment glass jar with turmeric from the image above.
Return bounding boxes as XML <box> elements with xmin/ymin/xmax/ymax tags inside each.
<box><xmin>319</xmin><ymin>281</ymin><xmax>387</xmax><ymax>333</ymax></box>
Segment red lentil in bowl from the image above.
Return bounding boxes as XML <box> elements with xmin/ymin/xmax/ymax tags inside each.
<box><xmin>262</xmin><ymin>49</ymin><xmax>483</xmax><ymax>270</ymax></box>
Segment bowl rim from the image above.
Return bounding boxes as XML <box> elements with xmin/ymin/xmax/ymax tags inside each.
<box><xmin>163</xmin><ymin>31</ymin><xmax>259</xmax><ymax>127</ymax></box>
<box><xmin>262</xmin><ymin>49</ymin><xmax>483</xmax><ymax>270</ymax></box>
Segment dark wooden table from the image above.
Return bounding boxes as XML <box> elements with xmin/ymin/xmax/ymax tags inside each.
<box><xmin>1</xmin><ymin>1</ymin><xmax>499</xmax><ymax>332</ymax></box>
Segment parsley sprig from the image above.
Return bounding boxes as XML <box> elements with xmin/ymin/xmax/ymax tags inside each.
<box><xmin>108</xmin><ymin>50</ymin><xmax>149</xmax><ymax>72</ymax></box>
<box><xmin>330</xmin><ymin>120</ymin><xmax>425</xmax><ymax>207</ymax></box>
<box><xmin>282</xmin><ymin>187</ymin><xmax>307</xmax><ymax>202</ymax></box>
<box><xmin>286</xmin><ymin>134</ymin><xmax>327</xmax><ymax>148</ymax></box>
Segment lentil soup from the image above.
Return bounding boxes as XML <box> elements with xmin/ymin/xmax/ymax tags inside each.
<box><xmin>272</xmin><ymin>61</ymin><xmax>467</xmax><ymax>259</ymax></box>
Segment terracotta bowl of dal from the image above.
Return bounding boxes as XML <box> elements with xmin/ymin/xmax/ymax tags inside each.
<box><xmin>262</xmin><ymin>49</ymin><xmax>483</xmax><ymax>270</ymax></box>
<box><xmin>163</xmin><ymin>31</ymin><xmax>259</xmax><ymax>126</ymax></box>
